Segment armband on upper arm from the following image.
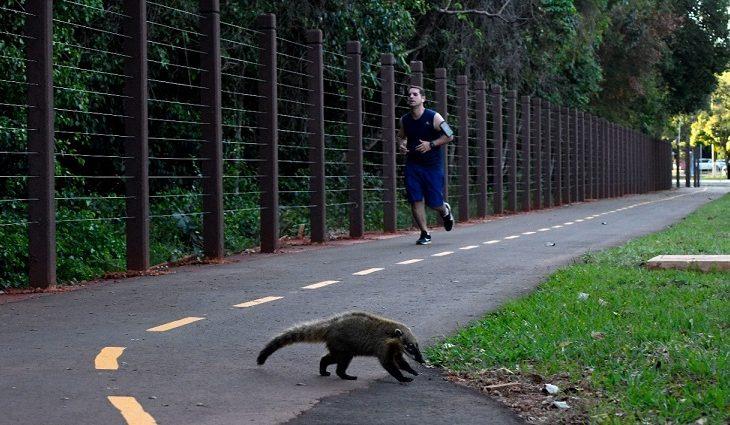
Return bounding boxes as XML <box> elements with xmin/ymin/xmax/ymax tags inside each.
<box><xmin>440</xmin><ymin>121</ymin><xmax>454</xmax><ymax>138</ymax></box>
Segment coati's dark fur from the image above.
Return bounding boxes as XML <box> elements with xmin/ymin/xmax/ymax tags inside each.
<box><xmin>256</xmin><ymin>311</ymin><xmax>424</xmax><ymax>382</ymax></box>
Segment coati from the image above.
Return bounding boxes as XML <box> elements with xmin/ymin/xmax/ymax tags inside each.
<box><xmin>256</xmin><ymin>311</ymin><xmax>424</xmax><ymax>382</ymax></box>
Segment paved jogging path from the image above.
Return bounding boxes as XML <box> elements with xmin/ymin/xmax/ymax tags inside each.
<box><xmin>1</xmin><ymin>186</ymin><xmax>725</xmax><ymax>425</ymax></box>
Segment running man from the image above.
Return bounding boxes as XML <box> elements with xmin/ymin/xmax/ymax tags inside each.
<box><xmin>397</xmin><ymin>85</ymin><xmax>454</xmax><ymax>245</ymax></box>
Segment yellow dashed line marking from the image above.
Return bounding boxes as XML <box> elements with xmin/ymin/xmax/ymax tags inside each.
<box><xmin>397</xmin><ymin>258</ymin><xmax>424</xmax><ymax>265</ymax></box>
<box><xmin>432</xmin><ymin>251</ymin><xmax>453</xmax><ymax>257</ymax></box>
<box><xmin>147</xmin><ymin>317</ymin><xmax>204</xmax><ymax>332</ymax></box>
<box><xmin>459</xmin><ymin>245</ymin><xmax>479</xmax><ymax>250</ymax></box>
<box><xmin>108</xmin><ymin>396</ymin><xmax>157</xmax><ymax>425</ymax></box>
<box><xmin>537</xmin><ymin>228</ymin><xmax>550</xmax><ymax>232</ymax></box>
<box><xmin>95</xmin><ymin>347</ymin><xmax>125</xmax><ymax>370</ymax></box>
<box><xmin>483</xmin><ymin>240</ymin><xmax>500</xmax><ymax>244</ymax></box>
<box><xmin>233</xmin><ymin>296</ymin><xmax>283</xmax><ymax>308</ymax></box>
<box><xmin>504</xmin><ymin>235</ymin><xmax>520</xmax><ymax>239</ymax></box>
<box><xmin>302</xmin><ymin>280</ymin><xmax>340</xmax><ymax>290</ymax></box>
<box><xmin>522</xmin><ymin>231</ymin><xmax>536</xmax><ymax>235</ymax></box>
<box><xmin>353</xmin><ymin>267</ymin><xmax>384</xmax><ymax>276</ymax></box>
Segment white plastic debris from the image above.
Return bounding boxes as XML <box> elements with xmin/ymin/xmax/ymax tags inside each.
<box><xmin>578</xmin><ymin>292</ymin><xmax>589</xmax><ymax>301</ymax></box>
<box><xmin>598</xmin><ymin>298</ymin><xmax>608</xmax><ymax>306</ymax></box>
<box><xmin>552</xmin><ymin>401</ymin><xmax>570</xmax><ymax>409</ymax></box>
<box><xmin>442</xmin><ymin>343</ymin><xmax>455</xmax><ymax>349</ymax></box>
<box><xmin>543</xmin><ymin>383</ymin><xmax>560</xmax><ymax>394</ymax></box>
<box><xmin>545</xmin><ymin>242</ymin><xmax>556</xmax><ymax>247</ymax></box>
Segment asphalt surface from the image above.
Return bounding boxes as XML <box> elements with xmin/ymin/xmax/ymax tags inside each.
<box><xmin>1</xmin><ymin>185</ymin><xmax>726</xmax><ymax>425</ymax></box>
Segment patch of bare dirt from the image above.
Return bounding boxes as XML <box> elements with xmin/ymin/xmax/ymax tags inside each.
<box><xmin>446</xmin><ymin>368</ymin><xmax>602</xmax><ymax>424</ymax></box>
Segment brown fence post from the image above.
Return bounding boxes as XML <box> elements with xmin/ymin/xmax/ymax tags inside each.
<box><xmin>533</xmin><ymin>98</ymin><xmax>542</xmax><ymax>209</ymax></box>
<box><xmin>123</xmin><ymin>0</ymin><xmax>149</xmax><ymax>271</ymax></box>
<box><xmin>347</xmin><ymin>41</ymin><xmax>363</xmax><ymax>238</ymax></box>
<box><xmin>26</xmin><ymin>0</ymin><xmax>55</xmax><ymax>287</ymax></box>
<box><xmin>507</xmin><ymin>89</ymin><xmax>517</xmax><ymax>212</ymax></box>
<box><xmin>563</xmin><ymin>107</ymin><xmax>571</xmax><ymax>204</ymax></box>
<box><xmin>258</xmin><ymin>14</ymin><xmax>279</xmax><ymax>252</ymax></box>
<box><xmin>586</xmin><ymin>114</ymin><xmax>593</xmax><ymax>199</ymax></box>
<box><xmin>410</xmin><ymin>61</ymin><xmax>423</xmax><ymax>87</ymax></box>
<box><xmin>457</xmin><ymin>75</ymin><xmax>469</xmax><ymax>221</ymax></box>
<box><xmin>381</xmin><ymin>53</ymin><xmax>396</xmax><ymax>233</ymax></box>
<box><xmin>555</xmin><ymin>105</ymin><xmax>563</xmax><ymax>205</ymax></box>
<box><xmin>492</xmin><ymin>85</ymin><xmax>504</xmax><ymax>214</ymax></box>
<box><xmin>201</xmin><ymin>0</ymin><xmax>224</xmax><ymax>259</ymax></box>
<box><xmin>476</xmin><ymin>81</ymin><xmax>488</xmax><ymax>218</ymax></box>
<box><xmin>520</xmin><ymin>95</ymin><xmax>531</xmax><ymax>211</ymax></box>
<box><xmin>575</xmin><ymin>110</ymin><xmax>583</xmax><ymax>202</ymax></box>
<box><xmin>544</xmin><ymin>101</ymin><xmax>553</xmax><ymax>207</ymax></box>
<box><xmin>307</xmin><ymin>30</ymin><xmax>326</xmax><ymax>242</ymax></box>
<box><xmin>599</xmin><ymin>118</ymin><xmax>608</xmax><ymax>198</ymax></box>
<box><xmin>435</xmin><ymin>69</ymin><xmax>449</xmax><ymax>200</ymax></box>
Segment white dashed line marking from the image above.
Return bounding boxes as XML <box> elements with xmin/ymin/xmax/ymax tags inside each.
<box><xmin>432</xmin><ymin>251</ymin><xmax>453</xmax><ymax>257</ymax></box>
<box><xmin>522</xmin><ymin>231</ymin><xmax>536</xmax><ymax>235</ymax></box>
<box><xmin>552</xmin><ymin>225</ymin><xmax>563</xmax><ymax>228</ymax></box>
<box><xmin>564</xmin><ymin>221</ymin><xmax>574</xmax><ymax>225</ymax></box>
<box><xmin>233</xmin><ymin>296</ymin><xmax>283</xmax><ymax>308</ymax></box>
<box><xmin>575</xmin><ymin>219</ymin><xmax>584</xmax><ymax>222</ymax></box>
<box><xmin>537</xmin><ymin>228</ymin><xmax>550</xmax><ymax>232</ymax></box>
<box><xmin>483</xmin><ymin>240</ymin><xmax>500</xmax><ymax>244</ymax></box>
<box><xmin>397</xmin><ymin>259</ymin><xmax>423</xmax><ymax>265</ymax></box>
<box><xmin>147</xmin><ymin>317</ymin><xmax>205</xmax><ymax>332</ymax></box>
<box><xmin>302</xmin><ymin>280</ymin><xmax>340</xmax><ymax>289</ymax></box>
<box><xmin>504</xmin><ymin>235</ymin><xmax>520</xmax><ymax>240</ymax></box>
<box><xmin>459</xmin><ymin>245</ymin><xmax>479</xmax><ymax>250</ymax></box>
<box><xmin>353</xmin><ymin>268</ymin><xmax>384</xmax><ymax>276</ymax></box>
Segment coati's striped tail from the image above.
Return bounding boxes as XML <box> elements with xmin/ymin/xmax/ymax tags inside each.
<box><xmin>256</xmin><ymin>320</ymin><xmax>329</xmax><ymax>365</ymax></box>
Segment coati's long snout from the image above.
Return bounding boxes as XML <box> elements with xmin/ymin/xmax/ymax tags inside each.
<box><xmin>256</xmin><ymin>311</ymin><xmax>424</xmax><ymax>383</ymax></box>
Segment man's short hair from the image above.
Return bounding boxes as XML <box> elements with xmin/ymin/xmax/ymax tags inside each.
<box><xmin>407</xmin><ymin>85</ymin><xmax>426</xmax><ymax>97</ymax></box>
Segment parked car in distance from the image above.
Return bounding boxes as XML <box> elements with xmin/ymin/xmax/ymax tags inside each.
<box><xmin>699</xmin><ymin>158</ymin><xmax>713</xmax><ymax>171</ymax></box>
<box><xmin>715</xmin><ymin>159</ymin><xmax>727</xmax><ymax>173</ymax></box>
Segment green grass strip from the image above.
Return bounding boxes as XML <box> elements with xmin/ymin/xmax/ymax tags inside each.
<box><xmin>428</xmin><ymin>193</ymin><xmax>729</xmax><ymax>423</ymax></box>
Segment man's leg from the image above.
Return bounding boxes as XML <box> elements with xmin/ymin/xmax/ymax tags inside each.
<box><xmin>411</xmin><ymin>201</ymin><xmax>428</xmax><ymax>233</ymax></box>
<box><xmin>411</xmin><ymin>201</ymin><xmax>432</xmax><ymax>245</ymax></box>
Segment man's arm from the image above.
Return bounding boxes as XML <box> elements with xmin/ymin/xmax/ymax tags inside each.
<box><xmin>430</xmin><ymin>112</ymin><xmax>454</xmax><ymax>148</ymax></box>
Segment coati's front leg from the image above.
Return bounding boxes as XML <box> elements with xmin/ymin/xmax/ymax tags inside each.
<box><xmin>335</xmin><ymin>354</ymin><xmax>357</xmax><ymax>380</ymax></box>
<box><xmin>396</xmin><ymin>354</ymin><xmax>418</xmax><ymax>376</ymax></box>
<box><xmin>381</xmin><ymin>343</ymin><xmax>412</xmax><ymax>382</ymax></box>
<box><xmin>380</xmin><ymin>358</ymin><xmax>412</xmax><ymax>382</ymax></box>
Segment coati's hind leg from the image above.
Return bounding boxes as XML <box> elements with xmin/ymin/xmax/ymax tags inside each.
<box><xmin>335</xmin><ymin>354</ymin><xmax>357</xmax><ymax>380</ymax></box>
<box><xmin>319</xmin><ymin>353</ymin><xmax>337</xmax><ymax>377</ymax></box>
<box><xmin>395</xmin><ymin>354</ymin><xmax>418</xmax><ymax>376</ymax></box>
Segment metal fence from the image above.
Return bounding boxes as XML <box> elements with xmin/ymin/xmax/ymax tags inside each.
<box><xmin>0</xmin><ymin>1</ymin><xmax>673</xmax><ymax>288</ymax></box>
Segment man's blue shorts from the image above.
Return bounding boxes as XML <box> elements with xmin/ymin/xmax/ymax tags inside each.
<box><xmin>404</xmin><ymin>163</ymin><xmax>444</xmax><ymax>208</ymax></box>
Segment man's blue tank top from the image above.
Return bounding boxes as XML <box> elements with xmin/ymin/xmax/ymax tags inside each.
<box><xmin>401</xmin><ymin>108</ymin><xmax>443</xmax><ymax>168</ymax></box>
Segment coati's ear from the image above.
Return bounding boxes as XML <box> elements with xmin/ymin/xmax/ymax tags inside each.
<box><xmin>394</xmin><ymin>328</ymin><xmax>403</xmax><ymax>337</ymax></box>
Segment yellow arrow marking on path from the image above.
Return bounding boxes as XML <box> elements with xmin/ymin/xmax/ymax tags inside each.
<box><xmin>95</xmin><ymin>347</ymin><xmax>125</xmax><ymax>370</ymax></box>
<box><xmin>108</xmin><ymin>396</ymin><xmax>156</xmax><ymax>425</ymax></box>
